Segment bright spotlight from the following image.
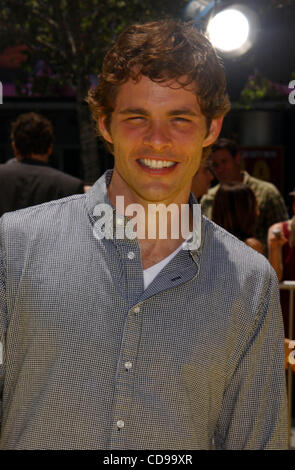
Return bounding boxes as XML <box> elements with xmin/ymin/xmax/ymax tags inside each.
<box><xmin>207</xmin><ymin>9</ymin><xmax>249</xmax><ymax>51</ymax></box>
<box><xmin>206</xmin><ymin>4</ymin><xmax>258</xmax><ymax>56</ymax></box>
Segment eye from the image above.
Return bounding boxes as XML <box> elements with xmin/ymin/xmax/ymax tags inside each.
<box><xmin>173</xmin><ymin>117</ymin><xmax>191</xmax><ymax>123</ymax></box>
<box><xmin>125</xmin><ymin>116</ymin><xmax>146</xmax><ymax>122</ymax></box>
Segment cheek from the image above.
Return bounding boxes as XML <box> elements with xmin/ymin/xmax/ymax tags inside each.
<box><xmin>173</xmin><ymin>127</ymin><xmax>205</xmax><ymax>146</ymax></box>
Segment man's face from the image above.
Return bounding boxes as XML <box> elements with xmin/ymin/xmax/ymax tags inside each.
<box><xmin>99</xmin><ymin>75</ymin><xmax>222</xmax><ymax>205</ymax></box>
<box><xmin>210</xmin><ymin>148</ymin><xmax>241</xmax><ymax>184</ymax></box>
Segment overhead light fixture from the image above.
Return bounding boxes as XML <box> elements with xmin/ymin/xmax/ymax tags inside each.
<box><xmin>184</xmin><ymin>1</ymin><xmax>258</xmax><ymax>57</ymax></box>
<box><xmin>206</xmin><ymin>4</ymin><xmax>258</xmax><ymax>56</ymax></box>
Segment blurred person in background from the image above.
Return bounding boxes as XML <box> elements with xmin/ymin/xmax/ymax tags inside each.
<box><xmin>201</xmin><ymin>138</ymin><xmax>288</xmax><ymax>247</ymax></box>
<box><xmin>191</xmin><ymin>160</ymin><xmax>214</xmax><ymax>200</ymax></box>
<box><xmin>212</xmin><ymin>182</ymin><xmax>264</xmax><ymax>254</ymax></box>
<box><xmin>268</xmin><ymin>188</ymin><xmax>295</xmax><ymax>338</ymax></box>
<box><xmin>0</xmin><ymin>112</ymin><xmax>85</xmax><ymax>216</ymax></box>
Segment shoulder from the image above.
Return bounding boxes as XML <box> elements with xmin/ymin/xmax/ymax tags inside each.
<box><xmin>201</xmin><ymin>217</ymin><xmax>279</xmax><ymax>328</ymax></box>
<box><xmin>247</xmin><ymin>174</ymin><xmax>282</xmax><ymax>197</ymax></box>
<box><xmin>0</xmin><ymin>162</ymin><xmax>21</xmax><ymax>175</ymax></box>
<box><xmin>0</xmin><ymin>193</ymin><xmax>86</xmax><ymax>243</ymax></box>
<box><xmin>202</xmin><ymin>216</ymin><xmax>273</xmax><ymax>281</ymax></box>
<box><xmin>44</xmin><ymin>166</ymin><xmax>82</xmax><ymax>181</ymax></box>
<box><xmin>34</xmin><ymin>166</ymin><xmax>83</xmax><ymax>187</ymax></box>
<box><xmin>0</xmin><ymin>162</ymin><xmax>83</xmax><ymax>187</ymax></box>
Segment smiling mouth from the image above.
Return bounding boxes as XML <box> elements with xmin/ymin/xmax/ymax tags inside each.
<box><xmin>138</xmin><ymin>158</ymin><xmax>177</xmax><ymax>169</ymax></box>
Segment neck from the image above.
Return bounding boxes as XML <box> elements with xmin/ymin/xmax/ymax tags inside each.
<box><xmin>107</xmin><ymin>170</ymin><xmax>193</xmax><ymax>242</ymax></box>
<box><xmin>20</xmin><ymin>154</ymin><xmax>48</xmax><ymax>163</ymax></box>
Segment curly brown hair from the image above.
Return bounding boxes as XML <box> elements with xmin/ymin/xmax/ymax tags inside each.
<box><xmin>87</xmin><ymin>19</ymin><xmax>231</xmax><ymax>159</ymax></box>
<box><xmin>11</xmin><ymin>112</ymin><xmax>54</xmax><ymax>158</ymax></box>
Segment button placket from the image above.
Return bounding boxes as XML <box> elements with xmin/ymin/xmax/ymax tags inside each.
<box><xmin>119</xmin><ymin>242</ymin><xmax>143</xmax><ymax>302</ymax></box>
<box><xmin>108</xmin><ymin>306</ymin><xmax>143</xmax><ymax>448</ymax></box>
<box><xmin>120</xmin><ymin>310</ymin><xmax>141</xmax><ymax>376</ymax></box>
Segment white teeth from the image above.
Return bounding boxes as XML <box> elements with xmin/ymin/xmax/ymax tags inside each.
<box><xmin>139</xmin><ymin>159</ymin><xmax>176</xmax><ymax>169</ymax></box>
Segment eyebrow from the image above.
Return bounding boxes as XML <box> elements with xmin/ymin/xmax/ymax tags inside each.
<box><xmin>118</xmin><ymin>107</ymin><xmax>198</xmax><ymax>117</ymax></box>
<box><xmin>168</xmin><ymin>109</ymin><xmax>198</xmax><ymax>117</ymax></box>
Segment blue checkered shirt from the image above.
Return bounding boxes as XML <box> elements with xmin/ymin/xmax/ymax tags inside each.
<box><xmin>0</xmin><ymin>170</ymin><xmax>288</xmax><ymax>449</ymax></box>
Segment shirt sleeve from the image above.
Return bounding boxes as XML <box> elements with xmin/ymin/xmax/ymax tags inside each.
<box><xmin>213</xmin><ymin>263</ymin><xmax>288</xmax><ymax>449</ymax></box>
<box><xmin>0</xmin><ymin>216</ymin><xmax>7</xmax><ymax>431</ymax></box>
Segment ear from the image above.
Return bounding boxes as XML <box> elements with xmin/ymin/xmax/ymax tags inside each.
<box><xmin>202</xmin><ymin>116</ymin><xmax>224</xmax><ymax>148</ymax></box>
<box><xmin>12</xmin><ymin>141</ymin><xmax>19</xmax><ymax>157</ymax></box>
<box><xmin>47</xmin><ymin>143</ymin><xmax>53</xmax><ymax>156</ymax></box>
<box><xmin>235</xmin><ymin>152</ymin><xmax>241</xmax><ymax>165</ymax></box>
<box><xmin>98</xmin><ymin>115</ymin><xmax>113</xmax><ymax>144</ymax></box>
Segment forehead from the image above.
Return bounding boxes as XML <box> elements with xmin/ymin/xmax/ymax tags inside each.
<box><xmin>211</xmin><ymin>148</ymin><xmax>234</xmax><ymax>161</ymax></box>
<box><xmin>114</xmin><ymin>75</ymin><xmax>201</xmax><ymax>113</ymax></box>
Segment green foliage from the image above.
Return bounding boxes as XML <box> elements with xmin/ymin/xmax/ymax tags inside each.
<box><xmin>238</xmin><ymin>71</ymin><xmax>290</xmax><ymax>108</ymax></box>
<box><xmin>0</xmin><ymin>0</ymin><xmax>189</xmax><ymax>99</ymax></box>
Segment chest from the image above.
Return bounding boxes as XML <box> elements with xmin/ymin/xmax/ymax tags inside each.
<box><xmin>140</xmin><ymin>240</ymin><xmax>183</xmax><ymax>269</ymax></box>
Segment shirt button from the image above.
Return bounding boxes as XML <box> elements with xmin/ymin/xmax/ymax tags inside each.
<box><xmin>117</xmin><ymin>420</ymin><xmax>125</xmax><ymax>429</ymax></box>
<box><xmin>124</xmin><ymin>361</ymin><xmax>132</xmax><ymax>370</ymax></box>
<box><xmin>127</xmin><ymin>251</ymin><xmax>135</xmax><ymax>260</ymax></box>
<box><xmin>133</xmin><ymin>306</ymin><xmax>140</xmax><ymax>313</ymax></box>
<box><xmin>116</xmin><ymin>217</ymin><xmax>124</xmax><ymax>226</ymax></box>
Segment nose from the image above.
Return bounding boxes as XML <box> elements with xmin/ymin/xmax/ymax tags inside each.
<box><xmin>143</xmin><ymin>121</ymin><xmax>172</xmax><ymax>152</ymax></box>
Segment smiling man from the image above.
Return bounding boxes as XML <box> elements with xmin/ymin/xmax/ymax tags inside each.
<box><xmin>0</xmin><ymin>20</ymin><xmax>287</xmax><ymax>449</ymax></box>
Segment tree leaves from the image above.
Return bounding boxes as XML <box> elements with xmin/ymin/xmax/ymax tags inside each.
<box><xmin>0</xmin><ymin>0</ymin><xmax>189</xmax><ymax>97</ymax></box>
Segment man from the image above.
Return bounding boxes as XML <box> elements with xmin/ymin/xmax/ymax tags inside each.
<box><xmin>0</xmin><ymin>112</ymin><xmax>84</xmax><ymax>217</ymax></box>
<box><xmin>201</xmin><ymin>138</ymin><xmax>288</xmax><ymax>246</ymax></box>
<box><xmin>0</xmin><ymin>20</ymin><xmax>287</xmax><ymax>449</ymax></box>
<box><xmin>191</xmin><ymin>161</ymin><xmax>214</xmax><ymax>199</ymax></box>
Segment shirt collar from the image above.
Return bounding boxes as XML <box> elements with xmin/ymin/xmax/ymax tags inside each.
<box><xmin>242</xmin><ymin>171</ymin><xmax>250</xmax><ymax>184</ymax></box>
<box><xmin>85</xmin><ymin>169</ymin><xmax>202</xmax><ymax>252</ymax></box>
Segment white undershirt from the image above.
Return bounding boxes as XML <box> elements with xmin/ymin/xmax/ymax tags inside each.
<box><xmin>143</xmin><ymin>242</ymin><xmax>184</xmax><ymax>290</ymax></box>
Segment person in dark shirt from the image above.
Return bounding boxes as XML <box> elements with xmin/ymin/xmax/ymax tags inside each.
<box><xmin>0</xmin><ymin>112</ymin><xmax>84</xmax><ymax>216</ymax></box>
